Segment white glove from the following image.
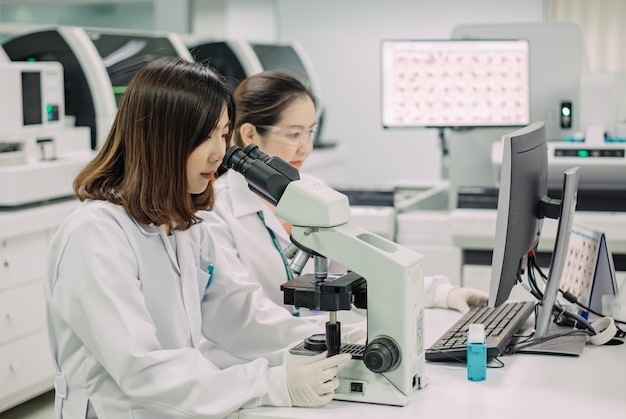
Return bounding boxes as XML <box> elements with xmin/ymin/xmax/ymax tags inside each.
<box><xmin>286</xmin><ymin>351</ymin><xmax>351</xmax><ymax>407</ymax></box>
<box><xmin>447</xmin><ymin>287</ymin><xmax>489</xmax><ymax>314</ymax></box>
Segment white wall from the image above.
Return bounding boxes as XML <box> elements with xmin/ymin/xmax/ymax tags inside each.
<box><xmin>191</xmin><ymin>0</ymin><xmax>278</xmax><ymax>41</ymax></box>
<box><xmin>275</xmin><ymin>0</ymin><xmax>546</xmax><ymax>187</ymax></box>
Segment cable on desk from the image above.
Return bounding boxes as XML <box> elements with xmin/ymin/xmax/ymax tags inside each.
<box><xmin>489</xmin><ymin>357</ymin><xmax>505</xmax><ymax>368</ymax></box>
<box><xmin>527</xmin><ymin>253</ymin><xmax>597</xmax><ymax>335</ymax></box>
<box><xmin>528</xmin><ymin>251</ymin><xmax>626</xmax><ymax>334</ymax></box>
<box><xmin>559</xmin><ymin>289</ymin><xmax>626</xmax><ymax>326</ymax></box>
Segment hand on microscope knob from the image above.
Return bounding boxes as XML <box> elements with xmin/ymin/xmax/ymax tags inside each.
<box><xmin>286</xmin><ymin>351</ymin><xmax>351</xmax><ymax>407</ymax></box>
<box><xmin>447</xmin><ymin>287</ymin><xmax>489</xmax><ymax>314</ymax></box>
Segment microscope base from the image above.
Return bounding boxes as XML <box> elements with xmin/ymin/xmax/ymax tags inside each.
<box><xmin>285</xmin><ymin>346</ymin><xmax>424</xmax><ymax>407</ymax></box>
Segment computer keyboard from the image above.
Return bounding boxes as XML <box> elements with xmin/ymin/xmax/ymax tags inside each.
<box><xmin>425</xmin><ymin>300</ymin><xmax>536</xmax><ymax>362</ymax></box>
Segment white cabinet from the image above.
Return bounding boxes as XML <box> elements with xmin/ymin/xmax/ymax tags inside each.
<box><xmin>0</xmin><ymin>199</ymin><xmax>79</xmax><ymax>413</ymax></box>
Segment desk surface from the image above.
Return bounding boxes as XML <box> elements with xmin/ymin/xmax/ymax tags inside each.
<box><xmin>239</xmin><ymin>309</ymin><xmax>626</xmax><ymax>419</ymax></box>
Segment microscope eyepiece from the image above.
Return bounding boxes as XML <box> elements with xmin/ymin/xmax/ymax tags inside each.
<box><xmin>241</xmin><ymin>143</ymin><xmax>299</xmax><ymax>181</ymax></box>
<box><xmin>243</xmin><ymin>144</ymin><xmax>267</xmax><ymax>161</ymax></box>
<box><xmin>221</xmin><ymin>145</ymin><xmax>293</xmax><ymax>206</ymax></box>
<box><xmin>222</xmin><ymin>145</ymin><xmax>251</xmax><ymax>172</ymax></box>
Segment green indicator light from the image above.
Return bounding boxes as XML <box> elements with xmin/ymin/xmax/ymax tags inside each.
<box><xmin>112</xmin><ymin>86</ymin><xmax>128</xmax><ymax>94</ymax></box>
<box><xmin>577</xmin><ymin>150</ymin><xmax>589</xmax><ymax>157</ymax></box>
<box><xmin>46</xmin><ymin>105</ymin><xmax>53</xmax><ymax>112</ymax></box>
<box><xmin>562</xmin><ymin>108</ymin><xmax>571</xmax><ymax>117</ymax></box>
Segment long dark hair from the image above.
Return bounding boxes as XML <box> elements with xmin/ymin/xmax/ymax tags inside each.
<box><xmin>74</xmin><ymin>57</ymin><xmax>235</xmax><ymax>231</ymax></box>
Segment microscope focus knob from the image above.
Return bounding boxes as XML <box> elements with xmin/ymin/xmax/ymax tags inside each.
<box><xmin>363</xmin><ymin>337</ymin><xmax>400</xmax><ymax>373</ymax></box>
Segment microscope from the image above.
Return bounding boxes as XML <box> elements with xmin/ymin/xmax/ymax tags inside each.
<box><xmin>222</xmin><ymin>144</ymin><xmax>426</xmax><ymax>406</ymax></box>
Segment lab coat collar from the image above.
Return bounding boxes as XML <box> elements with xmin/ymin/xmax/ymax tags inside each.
<box><xmin>225</xmin><ymin>170</ymin><xmax>291</xmax><ymax>244</ymax></box>
<box><xmin>131</xmin><ymin>217</ymin><xmax>162</xmax><ymax>236</ymax></box>
<box><xmin>226</xmin><ymin>169</ymin><xmax>267</xmax><ymax>218</ymax></box>
<box><xmin>129</xmin><ymin>216</ymin><xmax>181</xmax><ymax>275</ymax></box>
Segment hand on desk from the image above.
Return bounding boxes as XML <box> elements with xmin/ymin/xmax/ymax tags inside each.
<box><xmin>287</xmin><ymin>351</ymin><xmax>351</xmax><ymax>407</ymax></box>
<box><xmin>447</xmin><ymin>287</ymin><xmax>489</xmax><ymax>314</ymax></box>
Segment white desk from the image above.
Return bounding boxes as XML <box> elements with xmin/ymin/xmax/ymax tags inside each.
<box><xmin>238</xmin><ymin>309</ymin><xmax>626</xmax><ymax>419</ymax></box>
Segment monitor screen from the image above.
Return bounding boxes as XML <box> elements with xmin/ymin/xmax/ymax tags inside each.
<box><xmin>21</xmin><ymin>72</ymin><xmax>43</xmax><ymax>126</ymax></box>
<box><xmin>381</xmin><ymin>39</ymin><xmax>530</xmax><ymax>128</ymax></box>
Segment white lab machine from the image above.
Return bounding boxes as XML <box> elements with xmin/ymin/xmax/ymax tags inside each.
<box><xmin>0</xmin><ymin>61</ymin><xmax>93</xmax><ymax>206</ymax></box>
<box><xmin>0</xmin><ymin>45</ymin><xmax>8</xmax><ymax>62</ymax></box>
<box><xmin>492</xmin><ymin>138</ymin><xmax>626</xmax><ymax>191</ymax></box>
<box><xmin>2</xmin><ymin>25</ymin><xmax>193</xmax><ymax>151</ymax></box>
<box><xmin>223</xmin><ymin>145</ymin><xmax>426</xmax><ymax>406</ymax></box>
<box><xmin>490</xmin><ymin>70</ymin><xmax>626</xmax><ymax>191</ymax></box>
<box><xmin>185</xmin><ymin>37</ymin><xmax>322</xmax><ymax>105</ymax></box>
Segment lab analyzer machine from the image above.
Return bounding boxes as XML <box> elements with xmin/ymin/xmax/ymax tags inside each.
<box><xmin>2</xmin><ymin>25</ymin><xmax>193</xmax><ymax>151</ymax></box>
<box><xmin>222</xmin><ymin>144</ymin><xmax>426</xmax><ymax>406</ymax></box>
<box><xmin>0</xmin><ymin>61</ymin><xmax>93</xmax><ymax>206</ymax></box>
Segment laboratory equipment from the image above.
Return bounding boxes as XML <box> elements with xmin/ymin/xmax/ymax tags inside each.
<box><xmin>186</xmin><ymin>38</ymin><xmax>327</xmax><ymax>146</ymax></box>
<box><xmin>222</xmin><ymin>144</ymin><xmax>426</xmax><ymax>406</ymax></box>
<box><xmin>491</xmin><ymin>71</ymin><xmax>626</xmax><ymax>192</ymax></box>
<box><xmin>2</xmin><ymin>25</ymin><xmax>193</xmax><ymax>150</ymax></box>
<box><xmin>0</xmin><ymin>61</ymin><xmax>93</xmax><ymax>206</ymax></box>
<box><xmin>546</xmin><ymin>142</ymin><xmax>626</xmax><ymax>189</ymax></box>
<box><xmin>0</xmin><ymin>45</ymin><xmax>8</xmax><ymax>62</ymax></box>
<box><xmin>381</xmin><ymin>39</ymin><xmax>530</xmax><ymax>128</ymax></box>
<box><xmin>493</xmin><ymin>140</ymin><xmax>626</xmax><ymax>192</ymax></box>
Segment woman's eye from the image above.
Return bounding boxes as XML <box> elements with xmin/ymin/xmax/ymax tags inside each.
<box><xmin>287</xmin><ymin>131</ymin><xmax>302</xmax><ymax>139</ymax></box>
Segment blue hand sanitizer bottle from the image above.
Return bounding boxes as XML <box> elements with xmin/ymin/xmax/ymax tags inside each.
<box><xmin>467</xmin><ymin>323</ymin><xmax>486</xmax><ymax>381</ymax></box>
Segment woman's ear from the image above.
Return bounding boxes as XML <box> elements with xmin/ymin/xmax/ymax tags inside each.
<box><xmin>239</xmin><ymin>123</ymin><xmax>258</xmax><ymax>148</ymax></box>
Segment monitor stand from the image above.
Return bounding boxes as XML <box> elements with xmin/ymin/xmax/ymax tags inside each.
<box><xmin>517</xmin><ymin>323</ymin><xmax>586</xmax><ymax>356</ymax></box>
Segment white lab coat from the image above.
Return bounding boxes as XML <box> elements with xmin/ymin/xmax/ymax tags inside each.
<box><xmin>202</xmin><ymin>170</ymin><xmax>455</xmax><ymax>312</ymax></box>
<box><xmin>45</xmin><ymin>200</ymin><xmax>322</xmax><ymax>418</ymax></box>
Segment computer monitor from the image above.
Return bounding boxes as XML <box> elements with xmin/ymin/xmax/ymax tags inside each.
<box><xmin>381</xmin><ymin>39</ymin><xmax>530</xmax><ymax>128</ymax></box>
<box><xmin>187</xmin><ymin>39</ymin><xmax>327</xmax><ymax>145</ymax></box>
<box><xmin>2</xmin><ymin>26</ymin><xmax>193</xmax><ymax>150</ymax></box>
<box><xmin>490</xmin><ymin>121</ymin><xmax>584</xmax><ymax>354</ymax></box>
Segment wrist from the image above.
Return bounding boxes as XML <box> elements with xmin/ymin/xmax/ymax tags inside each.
<box><xmin>260</xmin><ymin>364</ymin><xmax>291</xmax><ymax>407</ymax></box>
